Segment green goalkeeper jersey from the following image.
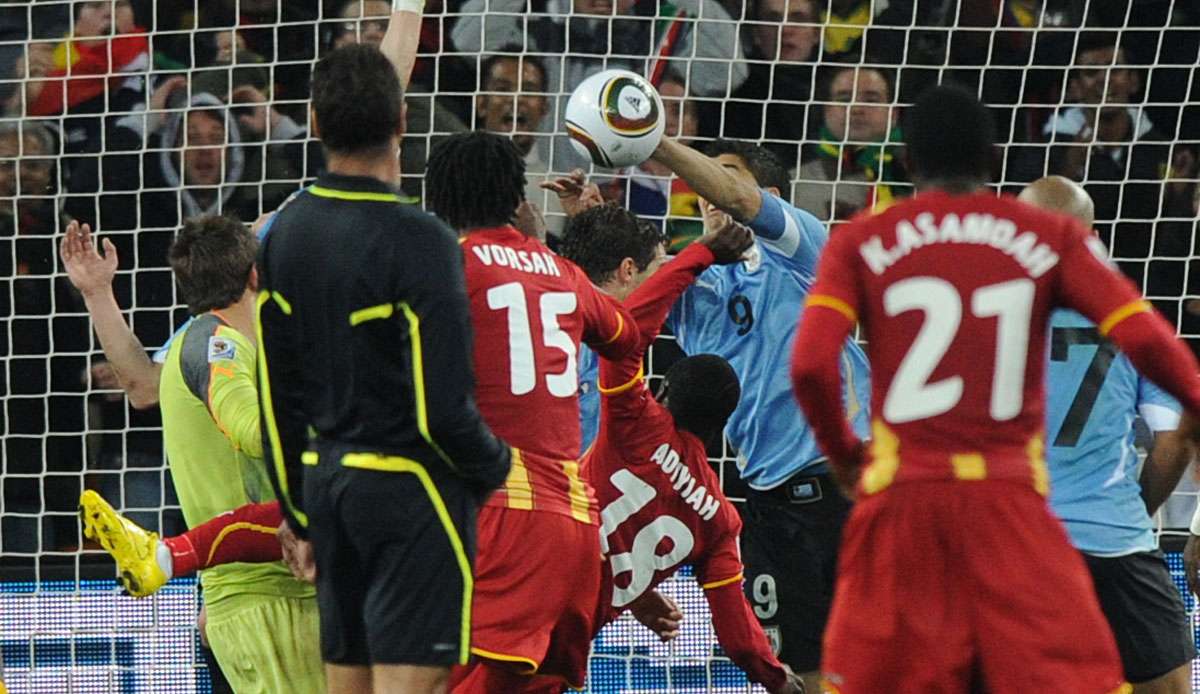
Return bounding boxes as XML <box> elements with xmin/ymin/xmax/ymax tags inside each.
<box><xmin>160</xmin><ymin>313</ymin><xmax>314</xmax><ymax>613</ymax></box>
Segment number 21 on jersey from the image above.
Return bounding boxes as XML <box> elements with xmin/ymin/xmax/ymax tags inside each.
<box><xmin>487</xmin><ymin>282</ymin><xmax>578</xmax><ymax>397</ymax></box>
<box><xmin>600</xmin><ymin>469</ymin><xmax>695</xmax><ymax>608</ymax></box>
<box><xmin>884</xmin><ymin>277</ymin><xmax>1034</xmax><ymax>424</ymax></box>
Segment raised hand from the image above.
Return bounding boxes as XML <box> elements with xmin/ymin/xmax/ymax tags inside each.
<box><xmin>60</xmin><ymin>220</ymin><xmax>118</xmax><ymax>299</ymax></box>
<box><xmin>540</xmin><ymin>169</ymin><xmax>604</xmax><ymax>217</ymax></box>
<box><xmin>697</xmin><ymin>217</ymin><xmax>753</xmax><ymax>265</ymax></box>
<box><xmin>278</xmin><ymin>523</ymin><xmax>316</xmax><ymax>584</ymax></box>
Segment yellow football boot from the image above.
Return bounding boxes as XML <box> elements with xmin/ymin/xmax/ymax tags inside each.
<box><xmin>79</xmin><ymin>490</ymin><xmax>168</xmax><ymax>597</ymax></box>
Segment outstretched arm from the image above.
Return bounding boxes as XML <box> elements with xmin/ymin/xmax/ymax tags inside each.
<box><xmin>60</xmin><ymin>221</ymin><xmax>161</xmax><ymax>409</ymax></box>
<box><xmin>650</xmin><ymin>138</ymin><xmax>762</xmax><ymax>222</ymax></box>
<box><xmin>381</xmin><ymin>1</ymin><xmax>425</xmax><ymax>90</ymax></box>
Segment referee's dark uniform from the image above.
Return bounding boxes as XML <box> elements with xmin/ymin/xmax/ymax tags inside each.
<box><xmin>256</xmin><ymin>171</ymin><xmax>511</xmax><ymax>667</ymax></box>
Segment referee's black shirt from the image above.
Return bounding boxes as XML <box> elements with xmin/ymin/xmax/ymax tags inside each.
<box><xmin>256</xmin><ymin>172</ymin><xmax>511</xmax><ymax>531</ymax></box>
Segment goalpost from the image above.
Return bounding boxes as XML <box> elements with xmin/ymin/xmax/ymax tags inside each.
<box><xmin>1</xmin><ymin>1</ymin><xmax>1197</xmax><ymax>691</ymax></box>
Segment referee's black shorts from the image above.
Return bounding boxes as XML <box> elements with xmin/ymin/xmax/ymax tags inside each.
<box><xmin>303</xmin><ymin>441</ymin><xmax>477</xmax><ymax>667</ymax></box>
<box><xmin>739</xmin><ymin>470</ymin><xmax>852</xmax><ymax>673</ymax></box>
<box><xmin>1083</xmin><ymin>549</ymin><xmax>1194</xmax><ymax>684</ymax></box>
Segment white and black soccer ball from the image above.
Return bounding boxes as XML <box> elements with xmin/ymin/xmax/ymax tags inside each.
<box><xmin>565</xmin><ymin>69</ymin><xmax>665</xmax><ymax>169</ymax></box>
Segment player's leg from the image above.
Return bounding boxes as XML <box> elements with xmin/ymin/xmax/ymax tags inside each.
<box><xmin>1081</xmin><ymin>551</ymin><xmax>1194</xmax><ymax>694</ymax></box>
<box><xmin>333</xmin><ymin>459</ymin><xmax>477</xmax><ymax>694</ymax></box>
<box><xmin>741</xmin><ymin>474</ymin><xmax>851</xmax><ymax>692</ymax></box>
<box><xmin>326</xmin><ymin>664</ymin><xmax>373</xmax><ymax>693</ymax></box>
<box><xmin>81</xmin><ymin>490</ymin><xmax>285</xmax><ymax>596</ymax></box>
<box><xmin>969</xmin><ymin>482</ymin><xmax>1127</xmax><ymax>693</ymax></box>
<box><xmin>204</xmin><ymin>594</ymin><xmax>325</xmax><ymax>693</ymax></box>
<box><xmin>457</xmin><ymin>505</ymin><xmax>602</xmax><ymax>693</ymax></box>
<box><xmin>820</xmin><ymin>484</ymin><xmax>973</xmax><ymax>694</ymax></box>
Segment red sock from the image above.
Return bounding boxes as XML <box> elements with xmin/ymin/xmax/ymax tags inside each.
<box><xmin>162</xmin><ymin>501</ymin><xmax>285</xmax><ymax>577</ymax></box>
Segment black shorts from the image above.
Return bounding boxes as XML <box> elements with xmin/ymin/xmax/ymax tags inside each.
<box><xmin>1083</xmin><ymin>549</ymin><xmax>1195</xmax><ymax>683</ymax></box>
<box><xmin>739</xmin><ymin>471</ymin><xmax>852</xmax><ymax>673</ymax></box>
<box><xmin>304</xmin><ymin>444</ymin><xmax>477</xmax><ymax>667</ymax></box>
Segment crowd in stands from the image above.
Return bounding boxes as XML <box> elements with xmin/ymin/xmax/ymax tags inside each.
<box><xmin>0</xmin><ymin>0</ymin><xmax>1198</xmax><ymax>555</ymax></box>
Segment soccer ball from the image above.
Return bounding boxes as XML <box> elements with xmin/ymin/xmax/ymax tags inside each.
<box><xmin>565</xmin><ymin>69</ymin><xmax>665</xmax><ymax>169</ymax></box>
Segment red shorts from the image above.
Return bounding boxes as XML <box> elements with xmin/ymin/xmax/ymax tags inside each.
<box><xmin>454</xmin><ymin>505</ymin><xmax>601</xmax><ymax>691</ymax></box>
<box><xmin>822</xmin><ymin>480</ymin><xmax>1127</xmax><ymax>694</ymax></box>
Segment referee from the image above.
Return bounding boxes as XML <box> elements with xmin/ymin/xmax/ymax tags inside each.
<box><xmin>256</xmin><ymin>44</ymin><xmax>511</xmax><ymax>694</ymax></box>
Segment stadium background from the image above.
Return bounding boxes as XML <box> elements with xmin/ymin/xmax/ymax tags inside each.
<box><xmin>1</xmin><ymin>0</ymin><xmax>1198</xmax><ymax>690</ymax></box>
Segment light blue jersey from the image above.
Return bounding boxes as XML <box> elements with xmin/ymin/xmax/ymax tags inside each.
<box><xmin>666</xmin><ymin>191</ymin><xmax>871</xmax><ymax>489</ymax></box>
<box><xmin>153</xmin><ymin>209</ymin><xmax>282</xmax><ymax>363</ymax></box>
<box><xmin>578</xmin><ymin>344</ymin><xmax>599</xmax><ymax>453</ymax></box>
<box><xmin>1045</xmin><ymin>308</ymin><xmax>1181</xmax><ymax>556</ymax></box>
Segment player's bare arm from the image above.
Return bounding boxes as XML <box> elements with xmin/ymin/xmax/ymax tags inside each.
<box><xmin>381</xmin><ymin>0</ymin><xmax>425</xmax><ymax>89</ymax></box>
<box><xmin>1139</xmin><ymin>426</ymin><xmax>1197</xmax><ymax>515</ymax></box>
<box><xmin>650</xmin><ymin>137</ymin><xmax>762</xmax><ymax>222</ymax></box>
<box><xmin>60</xmin><ymin>220</ymin><xmax>162</xmax><ymax>409</ymax></box>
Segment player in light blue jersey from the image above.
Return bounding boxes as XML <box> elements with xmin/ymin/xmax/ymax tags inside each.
<box><xmin>648</xmin><ymin>137</ymin><xmax>870</xmax><ymax>689</ymax></box>
<box><xmin>1022</xmin><ymin>177</ymin><xmax>1194</xmax><ymax>694</ymax></box>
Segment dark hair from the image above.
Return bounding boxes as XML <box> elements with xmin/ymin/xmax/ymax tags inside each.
<box><xmin>703</xmin><ymin>139</ymin><xmax>790</xmax><ymax>194</ymax></box>
<box><xmin>479</xmin><ymin>47</ymin><xmax>548</xmax><ymax>92</ymax></box>
<box><xmin>1074</xmin><ymin>30</ymin><xmax>1127</xmax><ymax>61</ymax></box>
<box><xmin>169</xmin><ymin>214</ymin><xmax>257</xmax><ymax>314</ymax></box>
<box><xmin>903</xmin><ymin>83</ymin><xmax>994</xmax><ymax>183</ymax></box>
<box><xmin>663</xmin><ymin>354</ymin><xmax>740</xmax><ymax>439</ymax></box>
<box><xmin>559</xmin><ymin>204</ymin><xmax>667</xmax><ymax>285</ymax></box>
<box><xmin>426</xmin><ymin>131</ymin><xmax>526</xmax><ymax>230</ymax></box>
<box><xmin>823</xmin><ymin>65</ymin><xmax>895</xmax><ymax>102</ymax></box>
<box><xmin>311</xmin><ymin>43</ymin><xmax>404</xmax><ymax>155</ymax></box>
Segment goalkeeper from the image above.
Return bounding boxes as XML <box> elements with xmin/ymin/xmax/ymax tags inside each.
<box><xmin>78</xmin><ymin>214</ymin><xmax>324</xmax><ymax>693</ymax></box>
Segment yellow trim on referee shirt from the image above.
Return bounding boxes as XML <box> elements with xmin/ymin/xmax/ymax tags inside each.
<box><xmin>806</xmin><ymin>294</ymin><xmax>857</xmax><ymax>322</ymax></box>
<box><xmin>599</xmin><ymin>365</ymin><xmax>644</xmax><ymax>396</ymax></box>
<box><xmin>561</xmin><ymin>460</ymin><xmax>592</xmax><ymax>523</ymax></box>
<box><xmin>469</xmin><ymin>647</ymin><xmax>539</xmax><ymax>673</ymax></box>
<box><xmin>206</xmin><ymin>522</ymin><xmax>277</xmax><ymax>567</ymax></box>
<box><xmin>397</xmin><ymin>302</ymin><xmax>457</xmax><ymax>472</ymax></box>
<box><xmin>504</xmin><ymin>449</ymin><xmax>534</xmax><ymax>510</ymax></box>
<box><xmin>301</xmin><ymin>451</ymin><xmax>319</xmax><ymax>466</ymax></box>
<box><xmin>349</xmin><ymin>303</ymin><xmax>394</xmax><ymax>326</ymax></box>
<box><xmin>341</xmin><ymin>453</ymin><xmax>474</xmax><ymax>665</ymax></box>
<box><xmin>701</xmin><ymin>573</ymin><xmax>743</xmax><ymax>590</ymax></box>
<box><xmin>1098</xmin><ymin>300</ymin><xmax>1150</xmax><ymax>336</ymax></box>
<box><xmin>308</xmin><ymin>185</ymin><xmax>404</xmax><ymax>203</ymax></box>
<box><xmin>270</xmin><ymin>291</ymin><xmax>292</xmax><ymax>315</ymax></box>
<box><xmin>255</xmin><ymin>291</ymin><xmax>309</xmax><ymax>528</ymax></box>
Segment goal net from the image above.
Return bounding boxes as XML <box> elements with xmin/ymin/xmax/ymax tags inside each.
<box><xmin>1</xmin><ymin>0</ymin><xmax>1197</xmax><ymax>691</ymax></box>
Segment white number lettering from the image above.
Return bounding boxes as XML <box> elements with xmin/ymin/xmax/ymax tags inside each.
<box><xmin>600</xmin><ymin>469</ymin><xmax>695</xmax><ymax>608</ymax></box>
<box><xmin>486</xmin><ymin>283</ymin><xmax>578</xmax><ymax>397</ymax></box>
<box><xmin>884</xmin><ymin>278</ymin><xmax>963</xmax><ymax>423</ymax></box>
<box><xmin>972</xmin><ymin>279</ymin><xmax>1034</xmax><ymax>421</ymax></box>
<box><xmin>883</xmin><ymin>277</ymin><xmax>1035</xmax><ymax>424</ymax></box>
<box><xmin>751</xmin><ymin>574</ymin><xmax>778</xmax><ymax>620</ymax></box>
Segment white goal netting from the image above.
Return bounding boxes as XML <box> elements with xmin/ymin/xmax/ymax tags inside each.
<box><xmin>1</xmin><ymin>0</ymin><xmax>1198</xmax><ymax>691</ymax></box>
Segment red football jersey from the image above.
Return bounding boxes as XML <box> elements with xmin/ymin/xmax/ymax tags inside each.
<box><xmin>584</xmin><ymin>244</ymin><xmax>745</xmax><ymax>621</ymax></box>
<box><xmin>798</xmin><ymin>190</ymin><xmax>1166</xmax><ymax>492</ymax></box>
<box><xmin>462</xmin><ymin>225</ymin><xmax>638</xmax><ymax>522</ymax></box>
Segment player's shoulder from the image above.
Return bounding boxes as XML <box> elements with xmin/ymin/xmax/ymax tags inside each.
<box><xmin>175</xmin><ymin>315</ymin><xmax>249</xmax><ymax>399</ymax></box>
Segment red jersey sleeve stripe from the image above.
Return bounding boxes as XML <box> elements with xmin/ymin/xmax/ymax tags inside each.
<box><xmin>701</xmin><ymin>573</ymin><xmax>744</xmax><ymax>590</ymax></box>
<box><xmin>600</xmin><ymin>310</ymin><xmax>626</xmax><ymax>345</ymax></box>
<box><xmin>599</xmin><ymin>365</ymin><xmax>644</xmax><ymax>396</ymax></box>
<box><xmin>806</xmin><ymin>294</ymin><xmax>858</xmax><ymax>322</ymax></box>
<box><xmin>1098</xmin><ymin>300</ymin><xmax>1151</xmax><ymax>336</ymax></box>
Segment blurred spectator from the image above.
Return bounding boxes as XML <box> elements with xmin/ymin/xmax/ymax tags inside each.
<box><xmin>197</xmin><ymin>0</ymin><xmax>319</xmax><ymax>106</ymax></box>
<box><xmin>1045</xmin><ymin>31</ymin><xmax>1169</xmax><ymax>268</ymax></box>
<box><xmin>473</xmin><ymin>51</ymin><xmax>567</xmax><ymax>231</ymax></box>
<box><xmin>622</xmin><ymin>72</ymin><xmax>704</xmax><ymax>250</ymax></box>
<box><xmin>794</xmin><ymin>66</ymin><xmax>908</xmax><ymax>224</ymax></box>
<box><xmin>20</xmin><ymin>1</ymin><xmax>149</xmax><ymax>119</ymax></box>
<box><xmin>451</xmin><ymin>0</ymin><xmax>748</xmax><ymax>171</ymax></box>
<box><xmin>723</xmin><ymin>0</ymin><xmax>819</xmax><ymax>170</ymax></box>
<box><xmin>327</xmin><ymin>0</ymin><xmax>390</xmax><ymax>49</ymax></box>
<box><xmin>0</xmin><ymin>121</ymin><xmax>88</xmax><ymax>553</ymax></box>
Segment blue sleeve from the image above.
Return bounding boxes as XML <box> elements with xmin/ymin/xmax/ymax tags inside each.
<box><xmin>152</xmin><ymin>318</ymin><xmax>194</xmax><ymax>364</ymax></box>
<box><xmin>745</xmin><ymin>190</ymin><xmax>827</xmax><ymax>274</ymax></box>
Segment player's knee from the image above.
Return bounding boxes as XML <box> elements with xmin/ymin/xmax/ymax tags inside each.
<box><xmin>370</xmin><ymin>663</ymin><xmax>450</xmax><ymax>694</ymax></box>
